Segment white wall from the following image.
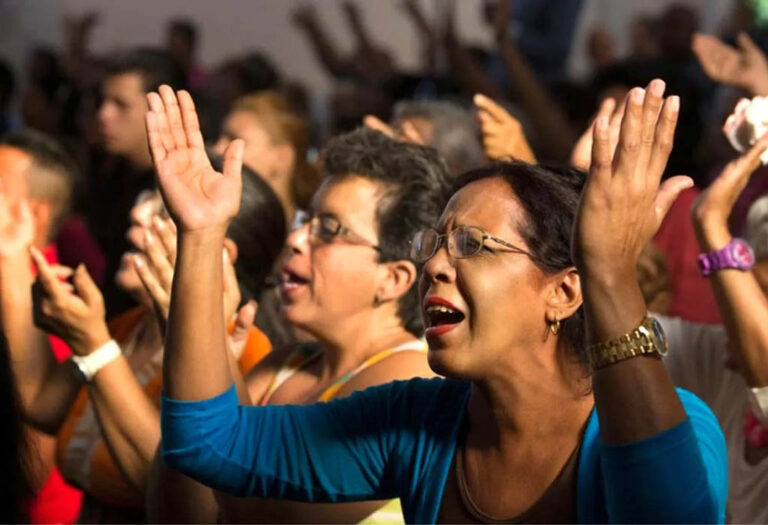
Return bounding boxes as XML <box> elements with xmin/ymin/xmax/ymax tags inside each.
<box><xmin>0</xmin><ymin>0</ymin><xmax>736</xmax><ymax>102</ymax></box>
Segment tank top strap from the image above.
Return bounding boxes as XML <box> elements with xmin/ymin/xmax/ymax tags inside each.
<box><xmin>318</xmin><ymin>339</ymin><xmax>428</xmax><ymax>402</ymax></box>
<box><xmin>258</xmin><ymin>343</ymin><xmax>323</xmax><ymax>406</ymax></box>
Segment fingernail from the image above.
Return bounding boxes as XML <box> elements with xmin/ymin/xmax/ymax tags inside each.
<box><xmin>596</xmin><ymin>116</ymin><xmax>609</xmax><ymax>130</ymax></box>
<box><xmin>145</xmin><ymin>230</ymin><xmax>154</xmax><ymax>244</ymax></box>
<box><xmin>668</xmin><ymin>96</ymin><xmax>680</xmax><ymax>112</ymax></box>
<box><xmin>153</xmin><ymin>216</ymin><xmax>165</xmax><ymax>230</ymax></box>
<box><xmin>133</xmin><ymin>255</ymin><xmax>143</xmax><ymax>268</ymax></box>
<box><xmin>650</xmin><ymin>79</ymin><xmax>665</xmax><ymax>97</ymax></box>
<box><xmin>632</xmin><ymin>88</ymin><xmax>645</xmax><ymax>104</ymax></box>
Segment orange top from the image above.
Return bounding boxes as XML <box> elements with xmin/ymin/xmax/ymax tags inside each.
<box><xmin>55</xmin><ymin>307</ymin><xmax>271</xmax><ymax>511</ymax></box>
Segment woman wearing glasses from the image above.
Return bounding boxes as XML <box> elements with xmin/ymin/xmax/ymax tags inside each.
<box><xmin>146</xmin><ymin>108</ymin><xmax>451</xmax><ymax>521</ymax></box>
<box><xmin>153</xmin><ymin>82</ymin><xmax>727</xmax><ymax>523</ymax></box>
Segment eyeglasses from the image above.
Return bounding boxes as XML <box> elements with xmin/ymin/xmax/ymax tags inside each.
<box><xmin>410</xmin><ymin>225</ymin><xmax>535</xmax><ymax>263</ymax></box>
<box><xmin>292</xmin><ymin>210</ymin><xmax>381</xmax><ymax>252</ymax></box>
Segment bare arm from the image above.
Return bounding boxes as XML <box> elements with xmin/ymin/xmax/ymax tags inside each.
<box><xmin>492</xmin><ymin>0</ymin><xmax>575</xmax><ymax>162</ymax></box>
<box><xmin>0</xmin><ymin>196</ymin><xmax>81</xmax><ymax>434</ymax></box>
<box><xmin>292</xmin><ymin>5</ymin><xmax>349</xmax><ymax>78</ymax></box>
<box><xmin>692</xmin><ymin>133</ymin><xmax>768</xmax><ymax>387</ymax></box>
<box><xmin>575</xmin><ymin>80</ymin><xmax>693</xmax><ymax>444</ymax></box>
<box><xmin>442</xmin><ymin>0</ymin><xmax>505</xmax><ymax>100</ymax></box>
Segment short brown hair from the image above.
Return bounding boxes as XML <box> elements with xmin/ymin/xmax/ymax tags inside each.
<box><xmin>233</xmin><ymin>92</ymin><xmax>320</xmax><ymax>208</ymax></box>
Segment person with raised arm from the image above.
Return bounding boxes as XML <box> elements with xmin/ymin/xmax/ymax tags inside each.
<box><xmin>157</xmin><ymin>80</ymin><xmax>727</xmax><ymax>523</ymax></box>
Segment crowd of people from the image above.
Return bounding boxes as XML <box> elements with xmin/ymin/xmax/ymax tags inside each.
<box><xmin>2</xmin><ymin>0</ymin><xmax>768</xmax><ymax>523</ymax></box>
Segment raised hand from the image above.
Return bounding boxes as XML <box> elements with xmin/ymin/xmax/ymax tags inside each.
<box><xmin>570</xmin><ymin>96</ymin><xmax>624</xmax><ymax>171</ymax></box>
<box><xmin>0</xmin><ymin>193</ymin><xmax>34</xmax><ymax>258</ymax></box>
<box><xmin>692</xmin><ymin>32</ymin><xmax>768</xmax><ymax>96</ymax></box>
<box><xmin>134</xmin><ymin>215</ymin><xmax>241</xmax><ymax>326</ymax></box>
<box><xmin>573</xmin><ymin>79</ymin><xmax>693</xmax><ymax>284</ymax></box>
<box><xmin>145</xmin><ymin>86</ymin><xmax>243</xmax><ymax>235</ymax></box>
<box><xmin>30</xmin><ymin>246</ymin><xmax>110</xmax><ymax>356</ymax></box>
<box><xmin>474</xmin><ymin>94</ymin><xmax>536</xmax><ymax>163</ymax></box>
<box><xmin>692</xmin><ymin>130</ymin><xmax>768</xmax><ymax>251</ymax></box>
<box><xmin>133</xmin><ymin>216</ymin><xmax>177</xmax><ymax>323</ymax></box>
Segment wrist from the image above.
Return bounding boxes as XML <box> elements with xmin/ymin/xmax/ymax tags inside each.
<box><xmin>73</xmin><ymin>325</ymin><xmax>111</xmax><ymax>356</ymax></box>
<box><xmin>694</xmin><ymin>220</ymin><xmax>731</xmax><ymax>252</ymax></box>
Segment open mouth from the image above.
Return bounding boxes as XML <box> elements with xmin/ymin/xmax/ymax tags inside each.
<box><xmin>425</xmin><ymin>305</ymin><xmax>466</xmax><ymax>328</ymax></box>
<box><xmin>279</xmin><ymin>267</ymin><xmax>310</xmax><ymax>293</ymax></box>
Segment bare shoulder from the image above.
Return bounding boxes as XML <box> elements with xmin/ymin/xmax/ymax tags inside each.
<box><xmin>245</xmin><ymin>343</ymin><xmax>301</xmax><ymax>402</ymax></box>
<box><xmin>334</xmin><ymin>349</ymin><xmax>435</xmax><ymax>399</ymax></box>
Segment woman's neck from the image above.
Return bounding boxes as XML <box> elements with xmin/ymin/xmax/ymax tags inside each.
<box><xmin>467</xmin><ymin>357</ymin><xmax>594</xmax><ymax>448</ymax></box>
<box><xmin>315</xmin><ymin>309</ymin><xmax>417</xmax><ymax>380</ymax></box>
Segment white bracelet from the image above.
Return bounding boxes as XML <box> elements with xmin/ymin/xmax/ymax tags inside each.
<box><xmin>71</xmin><ymin>340</ymin><xmax>122</xmax><ymax>382</ymax></box>
<box><xmin>748</xmin><ymin>386</ymin><xmax>768</xmax><ymax>427</ymax></box>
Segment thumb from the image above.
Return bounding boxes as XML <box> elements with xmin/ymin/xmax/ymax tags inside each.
<box><xmin>223</xmin><ymin>139</ymin><xmax>245</xmax><ymax>180</ymax></box>
<box><xmin>72</xmin><ymin>263</ymin><xmax>102</xmax><ymax>307</ymax></box>
<box><xmin>654</xmin><ymin>176</ymin><xmax>695</xmax><ymax>226</ymax></box>
<box><xmin>231</xmin><ymin>300</ymin><xmax>258</xmax><ymax>342</ymax></box>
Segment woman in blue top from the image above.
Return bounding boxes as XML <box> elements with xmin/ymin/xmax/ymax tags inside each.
<box><xmin>150</xmin><ymin>79</ymin><xmax>728</xmax><ymax>523</ymax></box>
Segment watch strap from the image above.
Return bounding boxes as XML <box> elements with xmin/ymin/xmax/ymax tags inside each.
<box><xmin>71</xmin><ymin>340</ymin><xmax>121</xmax><ymax>382</ymax></box>
<box><xmin>586</xmin><ymin>316</ymin><xmax>663</xmax><ymax>370</ymax></box>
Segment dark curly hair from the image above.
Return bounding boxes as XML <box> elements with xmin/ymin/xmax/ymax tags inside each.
<box><xmin>452</xmin><ymin>161</ymin><xmax>588</xmax><ymax>368</ymax></box>
<box><xmin>322</xmin><ymin>128</ymin><xmax>452</xmax><ymax>336</ymax></box>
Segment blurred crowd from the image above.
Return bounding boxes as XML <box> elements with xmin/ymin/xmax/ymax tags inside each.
<box><xmin>1</xmin><ymin>0</ymin><xmax>768</xmax><ymax>523</ymax></box>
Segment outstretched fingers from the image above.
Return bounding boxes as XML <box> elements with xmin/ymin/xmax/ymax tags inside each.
<box><xmin>177</xmin><ymin>90</ymin><xmax>206</xmax><ymax>150</ymax></box>
<box><xmin>222</xmin><ymin>139</ymin><xmax>245</xmax><ymax>180</ymax></box>
<box><xmin>647</xmin><ymin>95</ymin><xmax>680</xmax><ymax>180</ymax></box>
<box><xmin>159</xmin><ymin>85</ymin><xmax>188</xmax><ymax>151</ymax></box>
<box><xmin>146</xmin><ymin>92</ymin><xmax>174</xmax><ymax>156</ymax></box>
<box><xmin>612</xmin><ymin>87</ymin><xmax>646</xmax><ymax>177</ymax></box>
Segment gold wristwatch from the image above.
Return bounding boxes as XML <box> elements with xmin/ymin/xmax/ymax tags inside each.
<box><xmin>586</xmin><ymin>316</ymin><xmax>668</xmax><ymax>369</ymax></box>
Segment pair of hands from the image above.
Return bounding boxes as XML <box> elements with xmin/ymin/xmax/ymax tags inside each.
<box><xmin>147</xmin><ymin>80</ymin><xmax>681</xmax><ymax>318</ymax></box>
<box><xmin>363</xmin><ymin>94</ymin><xmax>536</xmax><ymax>164</ymax></box>
<box><xmin>131</xmin><ymin>214</ymin><xmax>243</xmax><ymax>330</ymax></box>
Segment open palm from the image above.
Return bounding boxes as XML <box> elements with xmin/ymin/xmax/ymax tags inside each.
<box><xmin>145</xmin><ymin>86</ymin><xmax>243</xmax><ymax>233</ymax></box>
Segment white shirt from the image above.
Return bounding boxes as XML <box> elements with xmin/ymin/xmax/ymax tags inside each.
<box><xmin>658</xmin><ymin>315</ymin><xmax>768</xmax><ymax>524</ymax></box>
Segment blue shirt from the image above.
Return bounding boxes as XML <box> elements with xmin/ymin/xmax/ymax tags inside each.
<box><xmin>161</xmin><ymin>378</ymin><xmax>727</xmax><ymax>523</ymax></box>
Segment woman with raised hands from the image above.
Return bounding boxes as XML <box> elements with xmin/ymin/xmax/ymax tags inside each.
<box><xmin>156</xmin><ymin>80</ymin><xmax>727</xmax><ymax>523</ymax></box>
<box><xmin>147</xmin><ymin>84</ymin><xmax>448</xmax><ymax>524</ymax></box>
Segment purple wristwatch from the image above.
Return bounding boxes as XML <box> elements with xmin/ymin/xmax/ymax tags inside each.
<box><xmin>698</xmin><ymin>237</ymin><xmax>755</xmax><ymax>276</ymax></box>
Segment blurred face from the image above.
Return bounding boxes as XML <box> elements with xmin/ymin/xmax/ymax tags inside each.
<box><xmin>115</xmin><ymin>190</ymin><xmax>163</xmax><ymax>299</ymax></box>
<box><xmin>0</xmin><ymin>146</ymin><xmax>31</xmax><ymax>205</ymax></box>
<box><xmin>418</xmin><ymin>177</ymin><xmax>554</xmax><ymax>379</ymax></box>
<box><xmin>278</xmin><ymin>176</ymin><xmax>384</xmax><ymax>336</ymax></box>
<box><xmin>97</xmin><ymin>72</ymin><xmax>149</xmax><ymax>159</ymax></box>
<box><xmin>214</xmin><ymin>110</ymin><xmax>287</xmax><ymax>181</ymax></box>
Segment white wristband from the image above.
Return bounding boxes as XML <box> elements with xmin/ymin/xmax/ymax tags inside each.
<box><xmin>748</xmin><ymin>386</ymin><xmax>768</xmax><ymax>427</ymax></box>
<box><xmin>71</xmin><ymin>340</ymin><xmax>122</xmax><ymax>382</ymax></box>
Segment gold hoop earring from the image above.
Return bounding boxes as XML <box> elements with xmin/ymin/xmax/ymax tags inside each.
<box><xmin>549</xmin><ymin>315</ymin><xmax>561</xmax><ymax>336</ymax></box>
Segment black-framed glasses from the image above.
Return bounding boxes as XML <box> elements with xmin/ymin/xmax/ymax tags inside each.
<box><xmin>292</xmin><ymin>210</ymin><xmax>381</xmax><ymax>252</ymax></box>
<box><xmin>410</xmin><ymin>226</ymin><xmax>535</xmax><ymax>263</ymax></box>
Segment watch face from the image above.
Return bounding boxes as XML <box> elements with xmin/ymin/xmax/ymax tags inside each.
<box><xmin>650</xmin><ymin>318</ymin><xmax>668</xmax><ymax>357</ymax></box>
<box><xmin>731</xmin><ymin>239</ymin><xmax>756</xmax><ymax>269</ymax></box>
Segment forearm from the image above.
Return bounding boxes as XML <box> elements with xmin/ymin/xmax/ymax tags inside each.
<box><xmin>164</xmin><ymin>230</ymin><xmax>231</xmax><ymax>400</ymax></box>
<box><xmin>26</xmin><ymin>362</ymin><xmax>82</xmax><ymax>434</ymax></box>
<box><xmin>444</xmin><ymin>39</ymin><xmax>505</xmax><ymax>99</ymax></box>
<box><xmin>87</xmin><ymin>356</ymin><xmax>161</xmax><ymax>490</ymax></box>
<box><xmin>146</xmin><ymin>450</ymin><xmax>220</xmax><ymax>524</ymax></box>
<box><xmin>697</xmin><ymin>224</ymin><xmax>768</xmax><ymax>386</ymax></box>
<box><xmin>497</xmin><ymin>36</ymin><xmax>575</xmax><ymax>161</ymax></box>
<box><xmin>584</xmin><ymin>270</ymin><xmax>686</xmax><ymax>444</ymax></box>
<box><xmin>298</xmin><ymin>22</ymin><xmax>347</xmax><ymax>78</ymax></box>
<box><xmin>0</xmin><ymin>255</ymin><xmax>58</xmax><ymax>408</ymax></box>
